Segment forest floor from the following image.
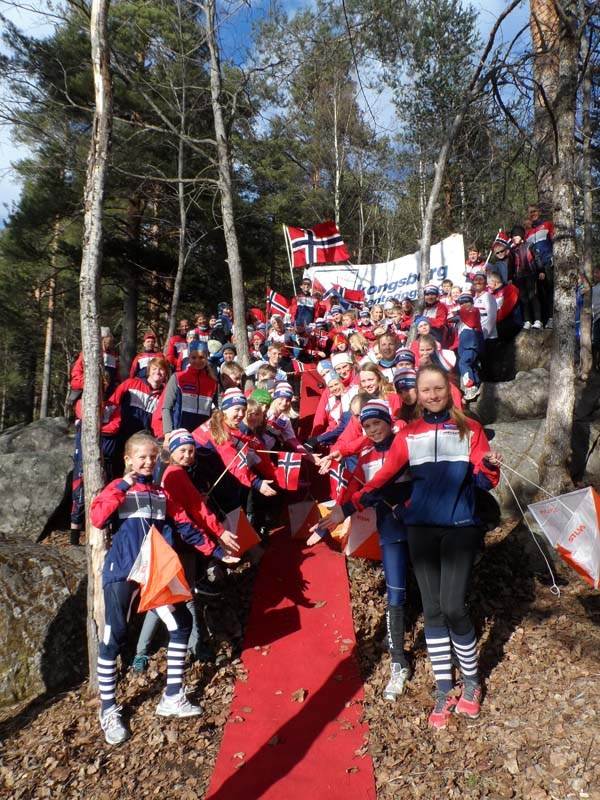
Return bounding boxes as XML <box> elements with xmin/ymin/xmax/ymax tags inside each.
<box><xmin>1</xmin><ymin>520</ymin><xmax>600</xmax><ymax>800</ymax></box>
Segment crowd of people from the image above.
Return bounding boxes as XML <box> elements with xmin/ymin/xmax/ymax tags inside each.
<box><xmin>75</xmin><ymin>211</ymin><xmax>560</xmax><ymax>744</ymax></box>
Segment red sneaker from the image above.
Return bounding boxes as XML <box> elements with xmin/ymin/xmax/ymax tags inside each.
<box><xmin>455</xmin><ymin>681</ymin><xmax>482</xmax><ymax>718</ymax></box>
<box><xmin>428</xmin><ymin>691</ymin><xmax>456</xmax><ymax>730</ymax></box>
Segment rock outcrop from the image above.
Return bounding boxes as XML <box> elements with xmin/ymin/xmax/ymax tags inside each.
<box><xmin>0</xmin><ymin>540</ymin><xmax>86</xmax><ymax>708</ymax></box>
<box><xmin>487</xmin><ymin>417</ymin><xmax>600</xmax><ymax>513</ymax></box>
<box><xmin>0</xmin><ymin>417</ymin><xmax>74</xmax><ymax>542</ymax></box>
<box><xmin>472</xmin><ymin>368</ymin><xmax>550</xmax><ymax>424</ymax></box>
<box><xmin>486</xmin><ymin>329</ymin><xmax>552</xmax><ymax>381</ymax></box>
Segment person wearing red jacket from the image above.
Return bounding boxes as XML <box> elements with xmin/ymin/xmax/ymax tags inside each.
<box><xmin>165</xmin><ymin>319</ymin><xmax>190</xmax><ymax>368</ymax></box>
<box><xmin>70</xmin><ymin>392</ymin><xmax>121</xmax><ymax>545</ymax></box>
<box><xmin>316</xmin><ymin>365</ymin><xmax>502</xmax><ymax>731</ymax></box>
<box><xmin>109</xmin><ymin>357</ymin><xmax>169</xmax><ymax>441</ymax></box>
<box><xmin>526</xmin><ymin>203</ymin><xmax>554</xmax><ymax>327</ymax></box>
<box><xmin>289</xmin><ymin>277</ymin><xmax>321</xmax><ymax>327</ymax></box>
<box><xmin>70</xmin><ymin>326</ymin><xmax>121</xmax><ymax>401</ymax></box>
<box><xmin>452</xmin><ymin>293</ymin><xmax>485</xmax><ymax>401</ymax></box>
<box><xmin>161</xmin><ymin>343</ymin><xmax>217</xmax><ymax>437</ymax></box>
<box><xmin>308</xmin><ymin>399</ymin><xmax>413</xmax><ymax>700</ymax></box>
<box><xmin>129</xmin><ymin>332</ymin><xmax>162</xmax><ymax>379</ymax></box>
<box><xmin>422</xmin><ymin>284</ymin><xmax>448</xmax><ymax>345</ymax></box>
<box><xmin>328</xmin><ymin>364</ymin><xmax>402</xmax><ymax>460</ymax></box>
<box><xmin>488</xmin><ymin>271</ymin><xmax>521</xmax><ymax>340</ymax></box>
<box><xmin>192</xmin><ymin>388</ymin><xmax>277</xmax><ymax>514</ymax></box>
<box><xmin>132</xmin><ymin>429</ymin><xmax>239</xmax><ymax>671</ymax></box>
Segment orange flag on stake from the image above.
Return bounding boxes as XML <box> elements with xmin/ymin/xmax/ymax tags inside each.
<box><xmin>128</xmin><ymin>525</ymin><xmax>192</xmax><ymax>612</ymax></box>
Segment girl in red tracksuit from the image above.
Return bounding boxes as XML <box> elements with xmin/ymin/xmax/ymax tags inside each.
<box><xmin>317</xmin><ymin>365</ymin><xmax>502</xmax><ymax>731</ymax></box>
<box><xmin>192</xmin><ymin>388</ymin><xmax>278</xmax><ymax>515</ymax></box>
<box><xmin>132</xmin><ymin>429</ymin><xmax>240</xmax><ymax>670</ymax></box>
<box><xmin>91</xmin><ymin>432</ymin><xmax>206</xmax><ymax>746</ymax></box>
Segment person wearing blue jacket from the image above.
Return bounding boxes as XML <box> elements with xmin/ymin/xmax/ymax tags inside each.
<box><xmin>90</xmin><ymin>432</ymin><xmax>203</xmax><ymax>746</ymax></box>
<box><xmin>317</xmin><ymin>365</ymin><xmax>502</xmax><ymax>731</ymax></box>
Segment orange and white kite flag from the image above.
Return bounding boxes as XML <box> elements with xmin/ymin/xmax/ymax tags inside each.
<box><xmin>128</xmin><ymin>525</ymin><xmax>192</xmax><ymax>612</ymax></box>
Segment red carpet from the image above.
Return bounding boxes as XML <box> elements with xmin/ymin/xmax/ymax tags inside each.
<box><xmin>205</xmin><ymin>533</ymin><xmax>376</xmax><ymax>800</ymax></box>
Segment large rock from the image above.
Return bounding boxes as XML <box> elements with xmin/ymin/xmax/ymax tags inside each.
<box><xmin>485</xmin><ymin>329</ymin><xmax>552</xmax><ymax>382</ymax></box>
<box><xmin>471</xmin><ymin>368</ymin><xmax>549</xmax><ymax>424</ymax></box>
<box><xmin>0</xmin><ymin>540</ymin><xmax>86</xmax><ymax>709</ymax></box>
<box><xmin>0</xmin><ymin>417</ymin><xmax>74</xmax><ymax>543</ymax></box>
<box><xmin>486</xmin><ymin>417</ymin><xmax>600</xmax><ymax>514</ymax></box>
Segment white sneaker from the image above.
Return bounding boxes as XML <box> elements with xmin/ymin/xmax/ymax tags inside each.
<box><xmin>545</xmin><ymin>318</ymin><xmax>553</xmax><ymax>329</ymax></box>
<box><xmin>464</xmin><ymin>385</ymin><xmax>481</xmax><ymax>401</ymax></box>
<box><xmin>383</xmin><ymin>663</ymin><xmax>411</xmax><ymax>700</ymax></box>
<box><xmin>99</xmin><ymin>704</ymin><xmax>129</xmax><ymax>745</ymax></box>
<box><xmin>522</xmin><ymin>321</ymin><xmax>532</xmax><ymax>330</ymax></box>
<box><xmin>156</xmin><ymin>689</ymin><xmax>203</xmax><ymax>718</ymax></box>
<box><xmin>532</xmin><ymin>320</ymin><xmax>543</xmax><ymax>329</ymax></box>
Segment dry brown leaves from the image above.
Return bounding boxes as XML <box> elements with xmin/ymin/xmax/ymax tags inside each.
<box><xmin>347</xmin><ymin>520</ymin><xmax>600</xmax><ymax>800</ymax></box>
<box><xmin>2</xmin><ymin>524</ymin><xmax>600</xmax><ymax>800</ymax></box>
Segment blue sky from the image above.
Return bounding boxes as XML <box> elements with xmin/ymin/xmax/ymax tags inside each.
<box><xmin>0</xmin><ymin>0</ymin><xmax>530</xmax><ymax>214</ymax></box>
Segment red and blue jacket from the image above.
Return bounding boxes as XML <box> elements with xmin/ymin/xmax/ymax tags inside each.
<box><xmin>91</xmin><ymin>474</ymin><xmax>223</xmax><ymax>586</ymax></box>
<box><xmin>526</xmin><ymin>219</ymin><xmax>554</xmax><ymax>269</ymax></box>
<box><xmin>347</xmin><ymin>410</ymin><xmax>499</xmax><ymax>528</ymax></box>
<box><xmin>289</xmin><ymin>292</ymin><xmax>322</xmax><ymax>327</ymax></box>
<box><xmin>129</xmin><ymin>349</ymin><xmax>162</xmax><ymax>380</ymax></box>
<box><xmin>422</xmin><ymin>300</ymin><xmax>448</xmax><ymax>331</ymax></box>
<box><xmin>108</xmin><ymin>378</ymin><xmax>164</xmax><ymax>439</ymax></box>
<box><xmin>161</xmin><ymin>367</ymin><xmax>217</xmax><ymax>434</ymax></box>
<box><xmin>166</xmin><ymin>334</ymin><xmax>188</xmax><ymax>368</ymax></box>
<box><xmin>71</xmin><ymin>349</ymin><xmax>121</xmax><ymax>399</ymax></box>
<box><xmin>341</xmin><ymin>433</ymin><xmax>412</xmax><ymax>544</ymax></box>
<box><xmin>162</xmin><ymin>464</ymin><xmax>225</xmax><ymax>556</ymax></box>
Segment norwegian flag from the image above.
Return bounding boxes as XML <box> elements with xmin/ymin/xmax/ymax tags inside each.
<box><xmin>266</xmin><ymin>288</ymin><xmax>290</xmax><ymax>317</ymax></box>
<box><xmin>325</xmin><ymin>284</ymin><xmax>365</xmax><ymax>309</ymax></box>
<box><xmin>329</xmin><ymin>459</ymin><xmax>350</xmax><ymax>503</ymax></box>
<box><xmin>286</xmin><ymin>220</ymin><xmax>350</xmax><ymax>268</ymax></box>
<box><xmin>236</xmin><ymin>447</ymin><xmax>249</xmax><ymax>471</ymax></box>
<box><xmin>338</xmin><ymin>285</ymin><xmax>365</xmax><ymax>306</ymax></box>
<box><xmin>310</xmin><ymin>275</ymin><xmax>327</xmax><ymax>295</ymax></box>
<box><xmin>276</xmin><ymin>452</ymin><xmax>303</xmax><ymax>491</ymax></box>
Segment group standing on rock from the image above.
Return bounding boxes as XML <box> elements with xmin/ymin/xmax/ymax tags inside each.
<box><xmin>71</xmin><ymin>209</ymin><xmax>572</xmax><ymax>742</ymax></box>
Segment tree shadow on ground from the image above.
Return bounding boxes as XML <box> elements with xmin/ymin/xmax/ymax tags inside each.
<box><xmin>471</xmin><ymin>524</ymin><xmax>560</xmax><ymax>680</ymax></box>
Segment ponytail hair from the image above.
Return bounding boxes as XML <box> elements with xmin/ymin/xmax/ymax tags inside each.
<box><xmin>209</xmin><ymin>409</ymin><xmax>232</xmax><ymax>445</ymax></box>
<box><xmin>416</xmin><ymin>365</ymin><xmax>470</xmax><ymax>440</ymax></box>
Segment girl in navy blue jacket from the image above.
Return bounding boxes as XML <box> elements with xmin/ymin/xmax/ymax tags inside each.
<box><xmin>90</xmin><ymin>432</ymin><xmax>203</xmax><ymax>746</ymax></box>
<box><xmin>318</xmin><ymin>365</ymin><xmax>502</xmax><ymax>730</ymax></box>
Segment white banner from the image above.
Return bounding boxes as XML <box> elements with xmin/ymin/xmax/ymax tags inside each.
<box><xmin>305</xmin><ymin>233</ymin><xmax>465</xmax><ymax>306</ymax></box>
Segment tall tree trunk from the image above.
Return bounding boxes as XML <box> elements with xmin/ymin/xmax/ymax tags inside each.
<box><xmin>167</xmin><ymin>123</ymin><xmax>188</xmax><ymax>343</ymax></box>
<box><xmin>540</xmin><ymin>0</ymin><xmax>580</xmax><ymax>494</ymax></box>
<box><xmin>39</xmin><ymin>215</ymin><xmax>61</xmax><ymax>418</ymax></box>
<box><xmin>80</xmin><ymin>0</ymin><xmax>113</xmax><ymax>693</ymax></box>
<box><xmin>530</xmin><ymin>0</ymin><xmax>560</xmax><ymax>212</ymax></box>
<box><xmin>333</xmin><ymin>87</ymin><xmax>341</xmax><ymax>229</ymax></box>
<box><xmin>120</xmin><ymin>196</ymin><xmax>143</xmax><ymax>376</ymax></box>
<box><xmin>578</xmin><ymin>13</ymin><xmax>593</xmax><ymax>379</ymax></box>
<box><xmin>418</xmin><ymin>0</ymin><xmax>521</xmax><ymax>299</ymax></box>
<box><xmin>0</xmin><ymin>338</ymin><xmax>7</xmax><ymax>431</ymax></box>
<box><xmin>149</xmin><ymin>188</ymin><xmax>162</xmax><ymax>335</ymax></box>
<box><xmin>203</xmin><ymin>0</ymin><xmax>250</xmax><ymax>367</ymax></box>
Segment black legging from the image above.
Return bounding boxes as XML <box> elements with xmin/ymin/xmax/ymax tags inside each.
<box><xmin>407</xmin><ymin>525</ymin><xmax>482</xmax><ymax>635</ymax></box>
<box><xmin>514</xmin><ymin>275</ymin><xmax>541</xmax><ymax>324</ymax></box>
